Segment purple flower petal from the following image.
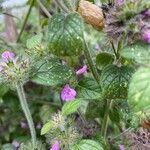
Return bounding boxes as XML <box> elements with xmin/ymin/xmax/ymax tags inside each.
<box><xmin>12</xmin><ymin>140</ymin><xmax>20</xmax><ymax>148</ymax></box>
<box><xmin>1</xmin><ymin>51</ymin><xmax>15</xmax><ymax>62</ymax></box>
<box><xmin>143</xmin><ymin>31</ymin><xmax>150</xmax><ymax>43</ymax></box>
<box><xmin>60</xmin><ymin>84</ymin><xmax>76</xmax><ymax>101</ymax></box>
<box><xmin>76</xmin><ymin>65</ymin><xmax>87</xmax><ymax>75</ymax></box>
<box><xmin>119</xmin><ymin>145</ymin><xmax>125</xmax><ymax>150</ymax></box>
<box><xmin>50</xmin><ymin>141</ymin><xmax>59</xmax><ymax>150</ymax></box>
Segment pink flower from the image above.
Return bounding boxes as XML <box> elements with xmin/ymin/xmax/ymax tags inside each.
<box><xmin>119</xmin><ymin>145</ymin><xmax>125</xmax><ymax>150</ymax></box>
<box><xmin>50</xmin><ymin>141</ymin><xmax>59</xmax><ymax>150</ymax></box>
<box><xmin>143</xmin><ymin>31</ymin><xmax>150</xmax><ymax>43</ymax></box>
<box><xmin>60</xmin><ymin>84</ymin><xmax>76</xmax><ymax>101</ymax></box>
<box><xmin>76</xmin><ymin>65</ymin><xmax>87</xmax><ymax>75</ymax></box>
<box><xmin>1</xmin><ymin>51</ymin><xmax>15</xmax><ymax>62</ymax></box>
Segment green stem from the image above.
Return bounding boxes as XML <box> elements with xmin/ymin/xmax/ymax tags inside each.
<box><xmin>84</xmin><ymin>41</ymin><xmax>100</xmax><ymax>84</ymax></box>
<box><xmin>110</xmin><ymin>41</ymin><xmax>118</xmax><ymax>59</ymax></box>
<box><xmin>16</xmin><ymin>84</ymin><xmax>37</xmax><ymax>147</ymax></box>
<box><xmin>29</xmin><ymin>98</ymin><xmax>61</xmax><ymax>108</ymax></box>
<box><xmin>112</xmin><ymin>127</ymin><xmax>133</xmax><ymax>140</ymax></box>
<box><xmin>17</xmin><ymin>0</ymin><xmax>35</xmax><ymax>42</ymax></box>
<box><xmin>101</xmin><ymin>100</ymin><xmax>112</xmax><ymax>139</ymax></box>
<box><xmin>37</xmin><ymin>0</ymin><xmax>51</xmax><ymax>18</ymax></box>
<box><xmin>55</xmin><ymin>0</ymin><xmax>70</xmax><ymax>13</ymax></box>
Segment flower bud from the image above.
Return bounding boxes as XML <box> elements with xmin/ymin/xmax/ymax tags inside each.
<box><xmin>76</xmin><ymin>65</ymin><xmax>87</xmax><ymax>75</ymax></box>
<box><xmin>78</xmin><ymin>0</ymin><xmax>104</xmax><ymax>29</ymax></box>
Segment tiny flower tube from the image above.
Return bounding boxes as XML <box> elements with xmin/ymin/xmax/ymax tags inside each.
<box><xmin>116</xmin><ymin>0</ymin><xmax>124</xmax><ymax>6</ymax></box>
<box><xmin>76</xmin><ymin>65</ymin><xmax>87</xmax><ymax>75</ymax></box>
<box><xmin>50</xmin><ymin>141</ymin><xmax>59</xmax><ymax>150</ymax></box>
<box><xmin>20</xmin><ymin>121</ymin><xmax>28</xmax><ymax>129</ymax></box>
<box><xmin>1</xmin><ymin>51</ymin><xmax>15</xmax><ymax>63</ymax></box>
<box><xmin>60</xmin><ymin>84</ymin><xmax>76</xmax><ymax>101</ymax></box>
<box><xmin>36</xmin><ymin>122</ymin><xmax>42</xmax><ymax>129</ymax></box>
<box><xmin>143</xmin><ymin>30</ymin><xmax>150</xmax><ymax>43</ymax></box>
<box><xmin>12</xmin><ymin>140</ymin><xmax>20</xmax><ymax>148</ymax></box>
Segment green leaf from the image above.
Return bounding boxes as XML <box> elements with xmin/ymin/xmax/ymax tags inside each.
<box><xmin>2</xmin><ymin>144</ymin><xmax>15</xmax><ymax>150</ymax></box>
<box><xmin>121</xmin><ymin>43</ymin><xmax>150</xmax><ymax>64</ymax></box>
<box><xmin>26</xmin><ymin>33</ymin><xmax>43</xmax><ymax>49</ymax></box>
<box><xmin>96</xmin><ymin>52</ymin><xmax>114</xmax><ymax>70</ymax></box>
<box><xmin>62</xmin><ymin>99</ymin><xmax>81</xmax><ymax>116</ymax></box>
<box><xmin>128</xmin><ymin>67</ymin><xmax>150</xmax><ymax>112</ymax></box>
<box><xmin>0</xmin><ymin>84</ymin><xmax>9</xmax><ymax>97</ymax></box>
<box><xmin>100</xmin><ymin>65</ymin><xmax>134</xmax><ymax>99</ymax></box>
<box><xmin>41</xmin><ymin>121</ymin><xmax>54</xmax><ymax>135</ymax></box>
<box><xmin>85</xmin><ymin>99</ymin><xmax>105</xmax><ymax>119</ymax></box>
<box><xmin>40</xmin><ymin>105</ymin><xmax>57</xmax><ymax>123</ymax></box>
<box><xmin>31</xmin><ymin>58</ymin><xmax>73</xmax><ymax>86</ymax></box>
<box><xmin>109</xmin><ymin>107</ymin><xmax>121</xmax><ymax>123</ymax></box>
<box><xmin>76</xmin><ymin>77</ymin><xmax>101</xmax><ymax>99</ymax></box>
<box><xmin>48</xmin><ymin>13</ymin><xmax>84</xmax><ymax>56</ymax></box>
<box><xmin>71</xmin><ymin>140</ymin><xmax>104</xmax><ymax>150</ymax></box>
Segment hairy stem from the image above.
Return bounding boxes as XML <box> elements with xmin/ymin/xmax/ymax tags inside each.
<box><xmin>101</xmin><ymin>100</ymin><xmax>113</xmax><ymax>139</ymax></box>
<box><xmin>17</xmin><ymin>0</ymin><xmax>35</xmax><ymax>42</ymax></box>
<box><xmin>55</xmin><ymin>0</ymin><xmax>70</xmax><ymax>13</ymax></box>
<box><xmin>37</xmin><ymin>0</ymin><xmax>51</xmax><ymax>18</ymax></box>
<box><xmin>16</xmin><ymin>84</ymin><xmax>36</xmax><ymax>147</ymax></box>
<box><xmin>84</xmin><ymin>41</ymin><xmax>100</xmax><ymax>84</ymax></box>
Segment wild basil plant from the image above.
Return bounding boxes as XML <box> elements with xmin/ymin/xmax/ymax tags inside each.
<box><xmin>0</xmin><ymin>0</ymin><xmax>150</xmax><ymax>150</ymax></box>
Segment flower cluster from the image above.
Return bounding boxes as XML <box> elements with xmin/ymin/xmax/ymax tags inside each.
<box><xmin>0</xmin><ymin>51</ymin><xmax>30</xmax><ymax>87</ymax></box>
<box><xmin>104</xmin><ymin>0</ymin><xmax>150</xmax><ymax>43</ymax></box>
<box><xmin>126</xmin><ymin>127</ymin><xmax>150</xmax><ymax>149</ymax></box>
<box><xmin>46</xmin><ymin>111</ymin><xmax>80</xmax><ymax>150</ymax></box>
<box><xmin>51</xmin><ymin>111</ymin><xmax>66</xmax><ymax>131</ymax></box>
